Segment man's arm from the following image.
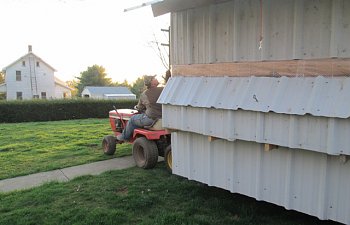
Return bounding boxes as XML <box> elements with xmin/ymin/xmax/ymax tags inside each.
<box><xmin>136</xmin><ymin>92</ymin><xmax>148</xmax><ymax>112</ymax></box>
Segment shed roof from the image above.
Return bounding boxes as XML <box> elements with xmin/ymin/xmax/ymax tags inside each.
<box><xmin>158</xmin><ymin>76</ymin><xmax>350</xmax><ymax>119</ymax></box>
<box><xmin>83</xmin><ymin>86</ymin><xmax>134</xmax><ymax>95</ymax></box>
<box><xmin>151</xmin><ymin>0</ymin><xmax>228</xmax><ymax>16</ymax></box>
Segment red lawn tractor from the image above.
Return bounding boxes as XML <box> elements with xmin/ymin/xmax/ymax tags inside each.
<box><xmin>102</xmin><ymin>107</ymin><xmax>172</xmax><ymax>171</ymax></box>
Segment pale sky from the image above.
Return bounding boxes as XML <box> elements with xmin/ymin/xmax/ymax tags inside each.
<box><xmin>0</xmin><ymin>0</ymin><xmax>170</xmax><ymax>83</ymax></box>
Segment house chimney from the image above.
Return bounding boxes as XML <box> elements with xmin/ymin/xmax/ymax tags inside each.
<box><xmin>28</xmin><ymin>45</ymin><xmax>32</xmax><ymax>53</ymax></box>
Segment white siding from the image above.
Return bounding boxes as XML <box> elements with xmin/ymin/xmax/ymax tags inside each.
<box><xmin>162</xmin><ymin>1</ymin><xmax>350</xmax><ymax>223</ymax></box>
<box><xmin>172</xmin><ymin>131</ymin><xmax>350</xmax><ymax>224</ymax></box>
<box><xmin>159</xmin><ymin>76</ymin><xmax>350</xmax><ymax>223</ymax></box>
<box><xmin>163</xmin><ymin>105</ymin><xmax>350</xmax><ymax>156</ymax></box>
<box><xmin>81</xmin><ymin>89</ymin><xmax>93</xmax><ymax>98</ymax></box>
<box><xmin>159</xmin><ymin>76</ymin><xmax>350</xmax><ymax>119</ymax></box>
<box><xmin>5</xmin><ymin>54</ymin><xmax>56</xmax><ymax>100</ymax></box>
<box><xmin>55</xmin><ymin>84</ymin><xmax>71</xmax><ymax>98</ymax></box>
<box><xmin>33</xmin><ymin>55</ymin><xmax>56</xmax><ymax>99</ymax></box>
<box><xmin>171</xmin><ymin>0</ymin><xmax>350</xmax><ymax>65</ymax></box>
<box><xmin>5</xmin><ymin>61</ymin><xmax>32</xmax><ymax>100</ymax></box>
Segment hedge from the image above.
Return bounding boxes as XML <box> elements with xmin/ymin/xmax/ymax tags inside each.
<box><xmin>0</xmin><ymin>99</ymin><xmax>138</xmax><ymax>123</ymax></box>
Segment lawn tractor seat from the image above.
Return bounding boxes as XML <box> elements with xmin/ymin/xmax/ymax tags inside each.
<box><xmin>145</xmin><ymin>119</ymin><xmax>163</xmax><ymax>131</ymax></box>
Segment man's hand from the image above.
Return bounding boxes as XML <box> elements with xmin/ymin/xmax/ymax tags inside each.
<box><xmin>134</xmin><ymin>105</ymin><xmax>145</xmax><ymax>113</ymax></box>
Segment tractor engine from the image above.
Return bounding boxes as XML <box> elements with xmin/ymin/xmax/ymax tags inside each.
<box><xmin>108</xmin><ymin>109</ymin><xmax>139</xmax><ymax>134</ymax></box>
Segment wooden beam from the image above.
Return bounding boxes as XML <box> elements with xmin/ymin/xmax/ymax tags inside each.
<box><xmin>171</xmin><ymin>58</ymin><xmax>350</xmax><ymax>77</ymax></box>
<box><xmin>208</xmin><ymin>136</ymin><xmax>220</xmax><ymax>142</ymax></box>
<box><xmin>165</xmin><ymin>128</ymin><xmax>179</xmax><ymax>133</ymax></box>
<box><xmin>264</xmin><ymin>144</ymin><xmax>278</xmax><ymax>151</ymax></box>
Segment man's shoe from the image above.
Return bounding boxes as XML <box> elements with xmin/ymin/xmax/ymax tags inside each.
<box><xmin>116</xmin><ymin>135</ymin><xmax>125</xmax><ymax>143</ymax></box>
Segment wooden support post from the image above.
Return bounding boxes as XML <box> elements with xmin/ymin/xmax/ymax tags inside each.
<box><xmin>264</xmin><ymin>143</ymin><xmax>278</xmax><ymax>151</ymax></box>
<box><xmin>208</xmin><ymin>136</ymin><xmax>219</xmax><ymax>142</ymax></box>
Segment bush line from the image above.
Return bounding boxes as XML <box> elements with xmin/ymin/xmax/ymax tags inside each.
<box><xmin>0</xmin><ymin>99</ymin><xmax>138</xmax><ymax>123</ymax></box>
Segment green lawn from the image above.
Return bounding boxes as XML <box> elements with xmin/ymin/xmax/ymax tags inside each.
<box><xmin>0</xmin><ymin>163</ymin><xmax>340</xmax><ymax>225</ymax></box>
<box><xmin>0</xmin><ymin>120</ymin><xmax>342</xmax><ymax>225</ymax></box>
<box><xmin>0</xmin><ymin>119</ymin><xmax>131</xmax><ymax>180</ymax></box>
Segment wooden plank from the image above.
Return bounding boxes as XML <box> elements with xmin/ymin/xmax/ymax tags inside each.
<box><xmin>171</xmin><ymin>58</ymin><xmax>350</xmax><ymax>77</ymax></box>
<box><xmin>208</xmin><ymin>136</ymin><xmax>219</xmax><ymax>142</ymax></box>
<box><xmin>264</xmin><ymin>144</ymin><xmax>278</xmax><ymax>152</ymax></box>
<box><xmin>165</xmin><ymin>128</ymin><xmax>179</xmax><ymax>133</ymax></box>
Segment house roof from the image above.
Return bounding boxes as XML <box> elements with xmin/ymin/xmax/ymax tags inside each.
<box><xmin>54</xmin><ymin>77</ymin><xmax>74</xmax><ymax>91</ymax></box>
<box><xmin>151</xmin><ymin>0</ymin><xmax>228</xmax><ymax>16</ymax></box>
<box><xmin>83</xmin><ymin>86</ymin><xmax>134</xmax><ymax>95</ymax></box>
<box><xmin>2</xmin><ymin>52</ymin><xmax>56</xmax><ymax>72</ymax></box>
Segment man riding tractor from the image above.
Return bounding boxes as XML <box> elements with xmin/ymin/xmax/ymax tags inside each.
<box><xmin>102</xmin><ymin>75</ymin><xmax>172</xmax><ymax>171</ymax></box>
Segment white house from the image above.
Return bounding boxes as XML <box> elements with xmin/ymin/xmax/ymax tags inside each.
<box><xmin>81</xmin><ymin>86</ymin><xmax>136</xmax><ymax>100</ymax></box>
<box><xmin>0</xmin><ymin>45</ymin><xmax>72</xmax><ymax>100</ymax></box>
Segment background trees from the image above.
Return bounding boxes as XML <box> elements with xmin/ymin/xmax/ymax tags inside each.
<box><xmin>72</xmin><ymin>64</ymin><xmax>169</xmax><ymax>98</ymax></box>
<box><xmin>66</xmin><ymin>80</ymin><xmax>79</xmax><ymax>97</ymax></box>
<box><xmin>75</xmin><ymin>65</ymin><xmax>112</xmax><ymax>96</ymax></box>
<box><xmin>130</xmin><ymin>77</ymin><xmax>145</xmax><ymax>98</ymax></box>
<box><xmin>0</xmin><ymin>71</ymin><xmax>5</xmax><ymax>100</ymax></box>
<box><xmin>0</xmin><ymin>71</ymin><xmax>4</xmax><ymax>83</ymax></box>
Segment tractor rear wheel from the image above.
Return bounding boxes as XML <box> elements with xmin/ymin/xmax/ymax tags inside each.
<box><xmin>102</xmin><ymin>135</ymin><xmax>116</xmax><ymax>155</ymax></box>
<box><xmin>132</xmin><ymin>137</ymin><xmax>158</xmax><ymax>169</ymax></box>
<box><xmin>164</xmin><ymin>145</ymin><xmax>172</xmax><ymax>173</ymax></box>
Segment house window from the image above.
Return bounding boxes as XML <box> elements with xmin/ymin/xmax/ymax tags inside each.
<box><xmin>33</xmin><ymin>95</ymin><xmax>39</xmax><ymax>99</ymax></box>
<box><xmin>41</xmin><ymin>92</ymin><xmax>46</xmax><ymax>99</ymax></box>
<box><xmin>36</xmin><ymin>62</ymin><xmax>40</xmax><ymax>67</ymax></box>
<box><xmin>16</xmin><ymin>71</ymin><xmax>21</xmax><ymax>81</ymax></box>
<box><xmin>16</xmin><ymin>92</ymin><xmax>23</xmax><ymax>100</ymax></box>
<box><xmin>22</xmin><ymin>61</ymin><xmax>26</xmax><ymax>66</ymax></box>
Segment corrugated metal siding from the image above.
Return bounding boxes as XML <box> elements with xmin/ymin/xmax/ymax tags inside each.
<box><xmin>162</xmin><ymin>105</ymin><xmax>350</xmax><ymax>156</ymax></box>
<box><xmin>158</xmin><ymin>76</ymin><xmax>350</xmax><ymax>119</ymax></box>
<box><xmin>172</xmin><ymin>131</ymin><xmax>350</xmax><ymax>224</ymax></box>
<box><xmin>171</xmin><ymin>0</ymin><xmax>350</xmax><ymax>65</ymax></box>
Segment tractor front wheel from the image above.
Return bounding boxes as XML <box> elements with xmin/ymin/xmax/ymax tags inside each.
<box><xmin>132</xmin><ymin>137</ymin><xmax>158</xmax><ymax>169</ymax></box>
<box><xmin>102</xmin><ymin>135</ymin><xmax>116</xmax><ymax>155</ymax></box>
<box><xmin>164</xmin><ymin>145</ymin><xmax>172</xmax><ymax>173</ymax></box>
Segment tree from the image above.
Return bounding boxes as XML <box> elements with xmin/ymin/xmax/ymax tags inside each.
<box><xmin>0</xmin><ymin>71</ymin><xmax>5</xmax><ymax>100</ymax></box>
<box><xmin>148</xmin><ymin>32</ymin><xmax>169</xmax><ymax>71</ymax></box>
<box><xmin>115</xmin><ymin>79</ymin><xmax>131</xmax><ymax>88</ymax></box>
<box><xmin>75</xmin><ymin>65</ymin><xmax>112</xmax><ymax>96</ymax></box>
<box><xmin>130</xmin><ymin>77</ymin><xmax>145</xmax><ymax>98</ymax></box>
<box><xmin>66</xmin><ymin>79</ymin><xmax>79</xmax><ymax>97</ymax></box>
<box><xmin>0</xmin><ymin>71</ymin><xmax>4</xmax><ymax>83</ymax></box>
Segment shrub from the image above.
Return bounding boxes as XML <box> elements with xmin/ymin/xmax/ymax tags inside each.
<box><xmin>0</xmin><ymin>99</ymin><xmax>138</xmax><ymax>123</ymax></box>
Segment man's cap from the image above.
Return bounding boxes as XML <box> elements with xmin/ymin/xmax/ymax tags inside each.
<box><xmin>144</xmin><ymin>75</ymin><xmax>156</xmax><ymax>86</ymax></box>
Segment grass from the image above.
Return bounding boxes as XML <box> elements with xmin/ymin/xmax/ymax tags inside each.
<box><xmin>0</xmin><ymin>119</ymin><xmax>131</xmax><ymax>180</ymax></box>
<box><xmin>0</xmin><ymin>162</ymin><xmax>341</xmax><ymax>225</ymax></box>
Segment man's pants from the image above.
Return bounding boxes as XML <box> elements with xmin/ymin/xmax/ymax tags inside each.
<box><xmin>121</xmin><ymin>113</ymin><xmax>155</xmax><ymax>140</ymax></box>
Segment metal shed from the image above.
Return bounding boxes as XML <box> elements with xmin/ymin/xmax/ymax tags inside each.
<box><xmin>152</xmin><ymin>0</ymin><xmax>350</xmax><ymax>224</ymax></box>
<box><xmin>81</xmin><ymin>86</ymin><xmax>136</xmax><ymax>100</ymax></box>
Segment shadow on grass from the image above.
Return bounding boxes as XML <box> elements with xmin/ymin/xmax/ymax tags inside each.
<box><xmin>0</xmin><ymin>162</ymin><xmax>343</xmax><ymax>225</ymax></box>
